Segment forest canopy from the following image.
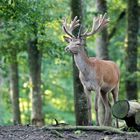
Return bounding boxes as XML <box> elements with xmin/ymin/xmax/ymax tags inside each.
<box><xmin>0</xmin><ymin>0</ymin><xmax>139</xmax><ymax>126</ymax></box>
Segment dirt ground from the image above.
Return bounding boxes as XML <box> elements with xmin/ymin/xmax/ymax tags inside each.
<box><xmin>0</xmin><ymin>125</ymin><xmax>140</xmax><ymax>140</ymax></box>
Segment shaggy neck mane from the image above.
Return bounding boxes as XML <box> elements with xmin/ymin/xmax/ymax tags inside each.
<box><xmin>74</xmin><ymin>46</ymin><xmax>91</xmax><ymax>75</ymax></box>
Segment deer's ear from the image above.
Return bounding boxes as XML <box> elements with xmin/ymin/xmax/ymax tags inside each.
<box><xmin>63</xmin><ymin>36</ymin><xmax>72</xmax><ymax>43</ymax></box>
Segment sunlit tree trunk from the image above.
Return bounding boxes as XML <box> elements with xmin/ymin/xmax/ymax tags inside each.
<box><xmin>96</xmin><ymin>0</ymin><xmax>109</xmax><ymax>60</ymax></box>
<box><xmin>71</xmin><ymin>0</ymin><xmax>89</xmax><ymax>125</ymax></box>
<box><xmin>125</xmin><ymin>0</ymin><xmax>139</xmax><ymax>100</ymax></box>
<box><xmin>95</xmin><ymin>0</ymin><xmax>111</xmax><ymax>126</ymax></box>
<box><xmin>9</xmin><ymin>51</ymin><xmax>21</xmax><ymax>124</ymax></box>
<box><xmin>28</xmin><ymin>23</ymin><xmax>44</xmax><ymax>126</ymax></box>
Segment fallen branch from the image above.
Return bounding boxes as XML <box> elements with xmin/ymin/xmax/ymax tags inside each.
<box><xmin>41</xmin><ymin>126</ymin><xmax>120</xmax><ymax>134</ymax></box>
<box><xmin>40</xmin><ymin>125</ymin><xmax>140</xmax><ymax>137</ymax></box>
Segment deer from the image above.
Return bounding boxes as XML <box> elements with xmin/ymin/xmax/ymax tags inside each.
<box><xmin>62</xmin><ymin>13</ymin><xmax>120</xmax><ymax>126</ymax></box>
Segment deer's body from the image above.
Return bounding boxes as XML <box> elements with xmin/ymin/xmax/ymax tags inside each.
<box><xmin>78</xmin><ymin>58</ymin><xmax>119</xmax><ymax>93</ymax></box>
<box><xmin>73</xmin><ymin>45</ymin><xmax>119</xmax><ymax>126</ymax></box>
<box><xmin>62</xmin><ymin>14</ymin><xmax>120</xmax><ymax>126</ymax></box>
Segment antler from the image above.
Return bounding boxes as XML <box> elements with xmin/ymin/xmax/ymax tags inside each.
<box><xmin>81</xmin><ymin>13</ymin><xmax>109</xmax><ymax>37</ymax></box>
<box><xmin>62</xmin><ymin>16</ymin><xmax>80</xmax><ymax>38</ymax></box>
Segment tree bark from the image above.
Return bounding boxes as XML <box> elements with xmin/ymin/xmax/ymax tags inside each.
<box><xmin>112</xmin><ymin>100</ymin><xmax>140</xmax><ymax>131</ymax></box>
<box><xmin>125</xmin><ymin>0</ymin><xmax>139</xmax><ymax>100</ymax></box>
<box><xmin>95</xmin><ymin>0</ymin><xmax>109</xmax><ymax>60</ymax></box>
<box><xmin>95</xmin><ymin>0</ymin><xmax>110</xmax><ymax>126</ymax></box>
<box><xmin>135</xmin><ymin>112</ymin><xmax>140</xmax><ymax>126</ymax></box>
<box><xmin>71</xmin><ymin>0</ymin><xmax>89</xmax><ymax>125</ymax></box>
<box><xmin>112</xmin><ymin>100</ymin><xmax>140</xmax><ymax>119</ymax></box>
<box><xmin>9</xmin><ymin>51</ymin><xmax>21</xmax><ymax>124</ymax></box>
<box><xmin>28</xmin><ymin>36</ymin><xmax>44</xmax><ymax>126</ymax></box>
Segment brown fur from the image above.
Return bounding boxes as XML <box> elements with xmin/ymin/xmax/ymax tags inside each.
<box><xmin>63</xmin><ymin>14</ymin><xmax>119</xmax><ymax>126</ymax></box>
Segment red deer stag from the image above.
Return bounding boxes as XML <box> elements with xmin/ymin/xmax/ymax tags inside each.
<box><xmin>62</xmin><ymin>14</ymin><xmax>120</xmax><ymax>126</ymax></box>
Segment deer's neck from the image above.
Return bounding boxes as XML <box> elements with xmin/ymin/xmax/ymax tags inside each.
<box><xmin>74</xmin><ymin>47</ymin><xmax>90</xmax><ymax>75</ymax></box>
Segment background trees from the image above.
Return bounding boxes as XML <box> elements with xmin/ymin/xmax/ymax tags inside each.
<box><xmin>0</xmin><ymin>0</ymin><xmax>139</xmax><ymax>125</ymax></box>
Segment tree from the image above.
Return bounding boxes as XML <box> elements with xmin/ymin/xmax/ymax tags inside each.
<box><xmin>95</xmin><ymin>0</ymin><xmax>109</xmax><ymax>60</ymax></box>
<box><xmin>0</xmin><ymin>0</ymin><xmax>44</xmax><ymax>125</ymax></box>
<box><xmin>9</xmin><ymin>50</ymin><xmax>21</xmax><ymax>124</ymax></box>
<box><xmin>0</xmin><ymin>0</ymin><xmax>70</xmax><ymax>125</ymax></box>
<box><xmin>0</xmin><ymin>1</ymin><xmax>25</xmax><ymax>124</ymax></box>
<box><xmin>28</xmin><ymin>35</ymin><xmax>44</xmax><ymax>126</ymax></box>
<box><xmin>125</xmin><ymin>0</ymin><xmax>139</xmax><ymax>100</ymax></box>
<box><xmin>95</xmin><ymin>0</ymin><xmax>111</xmax><ymax>126</ymax></box>
<box><xmin>71</xmin><ymin>0</ymin><xmax>89</xmax><ymax>125</ymax></box>
<box><xmin>26</xmin><ymin>0</ymin><xmax>66</xmax><ymax>126</ymax></box>
<box><xmin>27</xmin><ymin>21</ymin><xmax>44</xmax><ymax>126</ymax></box>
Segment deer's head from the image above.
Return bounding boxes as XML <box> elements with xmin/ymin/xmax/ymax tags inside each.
<box><xmin>62</xmin><ymin>14</ymin><xmax>109</xmax><ymax>54</ymax></box>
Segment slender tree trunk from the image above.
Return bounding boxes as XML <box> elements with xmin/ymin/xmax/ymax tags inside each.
<box><xmin>0</xmin><ymin>61</ymin><xmax>3</xmax><ymax>86</ymax></box>
<box><xmin>95</xmin><ymin>0</ymin><xmax>110</xmax><ymax>126</ymax></box>
<box><xmin>71</xmin><ymin>0</ymin><xmax>89</xmax><ymax>125</ymax></box>
<box><xmin>95</xmin><ymin>0</ymin><xmax>109</xmax><ymax>60</ymax></box>
<box><xmin>125</xmin><ymin>0</ymin><xmax>139</xmax><ymax>100</ymax></box>
<box><xmin>10</xmin><ymin>51</ymin><xmax>21</xmax><ymax>124</ymax></box>
<box><xmin>28</xmin><ymin>37</ymin><xmax>44</xmax><ymax>126</ymax></box>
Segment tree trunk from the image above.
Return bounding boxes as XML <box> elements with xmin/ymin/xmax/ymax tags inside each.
<box><xmin>95</xmin><ymin>0</ymin><xmax>109</xmax><ymax>60</ymax></box>
<box><xmin>0</xmin><ymin>61</ymin><xmax>3</xmax><ymax>86</ymax></box>
<box><xmin>9</xmin><ymin>51</ymin><xmax>21</xmax><ymax>124</ymax></box>
<box><xmin>95</xmin><ymin>0</ymin><xmax>110</xmax><ymax>126</ymax></box>
<box><xmin>125</xmin><ymin>0</ymin><xmax>139</xmax><ymax>100</ymax></box>
<box><xmin>71</xmin><ymin>0</ymin><xmax>89</xmax><ymax>125</ymax></box>
<box><xmin>28</xmin><ymin>37</ymin><xmax>44</xmax><ymax>126</ymax></box>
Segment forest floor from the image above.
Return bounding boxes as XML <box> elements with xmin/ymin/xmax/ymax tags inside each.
<box><xmin>0</xmin><ymin>125</ymin><xmax>140</xmax><ymax>140</ymax></box>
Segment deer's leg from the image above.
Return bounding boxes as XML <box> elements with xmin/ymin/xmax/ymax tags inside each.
<box><xmin>84</xmin><ymin>88</ymin><xmax>92</xmax><ymax>125</ymax></box>
<box><xmin>100</xmin><ymin>91</ymin><xmax>111</xmax><ymax>126</ymax></box>
<box><xmin>112</xmin><ymin>84</ymin><xmax>119</xmax><ymax>103</ymax></box>
<box><xmin>87</xmin><ymin>93</ymin><xmax>92</xmax><ymax>125</ymax></box>
<box><xmin>98</xmin><ymin>91</ymin><xmax>105</xmax><ymax>125</ymax></box>
<box><xmin>112</xmin><ymin>84</ymin><xmax>119</xmax><ymax>127</ymax></box>
<box><xmin>94</xmin><ymin>89</ymin><xmax>100</xmax><ymax>126</ymax></box>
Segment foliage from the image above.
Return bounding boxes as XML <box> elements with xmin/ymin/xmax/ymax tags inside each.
<box><xmin>0</xmin><ymin>0</ymin><xmax>139</xmax><ymax>125</ymax></box>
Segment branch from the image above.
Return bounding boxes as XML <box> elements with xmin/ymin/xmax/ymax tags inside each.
<box><xmin>108</xmin><ymin>9</ymin><xmax>126</xmax><ymax>40</ymax></box>
<box><xmin>40</xmin><ymin>126</ymin><xmax>124</xmax><ymax>134</ymax></box>
<box><xmin>40</xmin><ymin>126</ymin><xmax>140</xmax><ymax>136</ymax></box>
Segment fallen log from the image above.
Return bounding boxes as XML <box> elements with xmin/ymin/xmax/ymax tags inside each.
<box><xmin>112</xmin><ymin>100</ymin><xmax>140</xmax><ymax>130</ymax></box>
<box><xmin>135</xmin><ymin>111</ymin><xmax>140</xmax><ymax>126</ymax></box>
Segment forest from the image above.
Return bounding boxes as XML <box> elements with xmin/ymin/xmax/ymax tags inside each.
<box><xmin>0</xmin><ymin>0</ymin><xmax>140</xmax><ymax>138</ymax></box>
